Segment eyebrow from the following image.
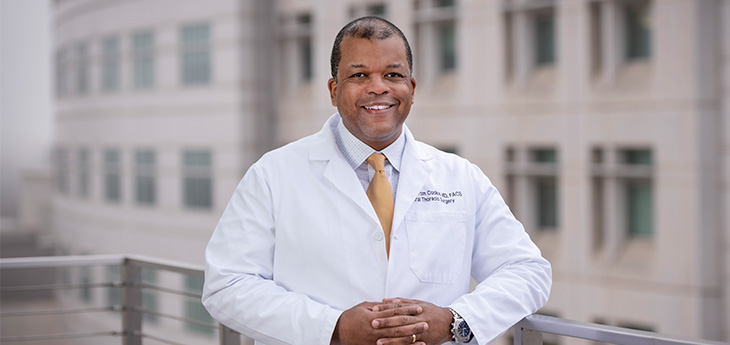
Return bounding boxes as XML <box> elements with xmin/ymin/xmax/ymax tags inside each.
<box><xmin>348</xmin><ymin>63</ymin><xmax>404</xmax><ymax>69</ymax></box>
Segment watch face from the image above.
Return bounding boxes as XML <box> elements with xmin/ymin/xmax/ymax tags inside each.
<box><xmin>457</xmin><ymin>320</ymin><xmax>471</xmax><ymax>338</ymax></box>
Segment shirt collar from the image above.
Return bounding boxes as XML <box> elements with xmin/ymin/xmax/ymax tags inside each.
<box><xmin>334</xmin><ymin>114</ymin><xmax>406</xmax><ymax>172</ymax></box>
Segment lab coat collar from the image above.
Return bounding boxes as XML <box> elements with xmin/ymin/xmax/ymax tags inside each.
<box><xmin>310</xmin><ymin>114</ymin><xmax>435</xmax><ymax>254</ymax></box>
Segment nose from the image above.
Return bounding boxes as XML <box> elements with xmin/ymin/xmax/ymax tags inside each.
<box><xmin>366</xmin><ymin>75</ymin><xmax>388</xmax><ymax>95</ymax></box>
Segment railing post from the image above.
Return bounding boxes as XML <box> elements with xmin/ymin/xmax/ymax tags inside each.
<box><xmin>219</xmin><ymin>324</ymin><xmax>242</xmax><ymax>345</ymax></box>
<box><xmin>122</xmin><ymin>260</ymin><xmax>142</xmax><ymax>345</ymax></box>
<box><xmin>514</xmin><ymin>326</ymin><xmax>543</xmax><ymax>345</ymax></box>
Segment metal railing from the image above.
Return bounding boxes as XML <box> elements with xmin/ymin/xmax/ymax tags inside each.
<box><xmin>1</xmin><ymin>255</ymin><xmax>726</xmax><ymax>345</ymax></box>
<box><xmin>514</xmin><ymin>314</ymin><xmax>727</xmax><ymax>345</ymax></box>
<box><xmin>0</xmin><ymin>254</ymin><xmax>243</xmax><ymax>345</ymax></box>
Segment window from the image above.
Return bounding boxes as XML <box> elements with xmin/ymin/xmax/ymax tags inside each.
<box><xmin>104</xmin><ymin>149</ymin><xmax>122</xmax><ymax>202</ymax></box>
<box><xmin>183</xmin><ymin>150</ymin><xmax>212</xmax><ymax>209</ymax></box>
<box><xmin>77</xmin><ymin>149</ymin><xmax>90</xmax><ymax>198</ymax></box>
<box><xmin>56</xmin><ymin>149</ymin><xmax>69</xmax><ymax>195</ymax></box>
<box><xmin>133</xmin><ymin>31</ymin><xmax>155</xmax><ymax>88</ymax></box>
<box><xmin>56</xmin><ymin>48</ymin><xmax>68</xmax><ymax>97</ymax></box>
<box><xmin>414</xmin><ymin>0</ymin><xmax>458</xmax><ymax>81</ymax></box>
<box><xmin>296</xmin><ymin>15</ymin><xmax>313</xmax><ymax>82</ymax></box>
<box><xmin>531</xmin><ymin>148</ymin><xmax>559</xmax><ymax>230</ymax></box>
<box><xmin>591</xmin><ymin>147</ymin><xmax>654</xmax><ymax>255</ymax></box>
<box><xmin>503</xmin><ymin>1</ymin><xmax>557</xmax><ymax>85</ymax></box>
<box><xmin>101</xmin><ymin>36</ymin><xmax>120</xmax><ymax>92</ymax></box>
<box><xmin>350</xmin><ymin>3</ymin><xmax>387</xmax><ymax>18</ymax></box>
<box><xmin>180</xmin><ymin>23</ymin><xmax>211</xmax><ymax>85</ymax></box>
<box><xmin>504</xmin><ymin>146</ymin><xmax>560</xmax><ymax>232</ymax></box>
<box><xmin>622</xmin><ymin>149</ymin><xmax>653</xmax><ymax>238</ymax></box>
<box><xmin>589</xmin><ymin>0</ymin><xmax>653</xmax><ymax>83</ymax></box>
<box><xmin>184</xmin><ymin>275</ymin><xmax>215</xmax><ymax>335</ymax></box>
<box><xmin>438</xmin><ymin>21</ymin><xmax>457</xmax><ymax>72</ymax></box>
<box><xmin>367</xmin><ymin>3</ymin><xmax>386</xmax><ymax>16</ymax></box>
<box><xmin>623</xmin><ymin>0</ymin><xmax>651</xmax><ymax>60</ymax></box>
<box><xmin>280</xmin><ymin>13</ymin><xmax>314</xmax><ymax>88</ymax></box>
<box><xmin>135</xmin><ymin>150</ymin><xmax>156</xmax><ymax>205</ymax></box>
<box><xmin>75</xmin><ymin>42</ymin><xmax>90</xmax><ymax>95</ymax></box>
<box><xmin>533</xmin><ymin>9</ymin><xmax>556</xmax><ymax>66</ymax></box>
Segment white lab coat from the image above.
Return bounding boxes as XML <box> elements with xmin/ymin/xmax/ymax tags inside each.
<box><xmin>203</xmin><ymin>114</ymin><xmax>551</xmax><ymax>345</ymax></box>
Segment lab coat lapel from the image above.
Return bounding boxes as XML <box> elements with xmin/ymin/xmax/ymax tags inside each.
<box><xmin>392</xmin><ymin>126</ymin><xmax>434</xmax><ymax>233</ymax></box>
<box><xmin>310</xmin><ymin>115</ymin><xmax>381</xmax><ymax>227</ymax></box>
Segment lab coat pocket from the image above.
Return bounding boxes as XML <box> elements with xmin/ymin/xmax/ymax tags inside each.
<box><xmin>405</xmin><ymin>212</ymin><xmax>467</xmax><ymax>284</ymax></box>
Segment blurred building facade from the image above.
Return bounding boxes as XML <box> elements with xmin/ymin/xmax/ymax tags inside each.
<box><xmin>50</xmin><ymin>0</ymin><xmax>728</xmax><ymax>343</ymax></box>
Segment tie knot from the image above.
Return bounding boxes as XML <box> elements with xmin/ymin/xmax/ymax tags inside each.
<box><xmin>366</xmin><ymin>153</ymin><xmax>386</xmax><ymax>171</ymax></box>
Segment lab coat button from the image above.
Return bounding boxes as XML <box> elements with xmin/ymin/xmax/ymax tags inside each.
<box><xmin>374</xmin><ymin>232</ymin><xmax>384</xmax><ymax>241</ymax></box>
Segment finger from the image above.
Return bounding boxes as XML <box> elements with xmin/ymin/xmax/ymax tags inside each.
<box><xmin>373</xmin><ymin>321</ymin><xmax>428</xmax><ymax>337</ymax></box>
<box><xmin>372</xmin><ymin>314</ymin><xmax>424</xmax><ymax>328</ymax></box>
<box><xmin>382</xmin><ymin>298</ymin><xmax>404</xmax><ymax>304</ymax></box>
<box><xmin>373</xmin><ymin>303</ymin><xmax>422</xmax><ymax>314</ymax></box>
<box><xmin>376</xmin><ymin>334</ymin><xmax>426</xmax><ymax>345</ymax></box>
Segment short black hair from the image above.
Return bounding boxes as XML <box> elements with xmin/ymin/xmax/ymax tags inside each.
<box><xmin>330</xmin><ymin>16</ymin><xmax>413</xmax><ymax>82</ymax></box>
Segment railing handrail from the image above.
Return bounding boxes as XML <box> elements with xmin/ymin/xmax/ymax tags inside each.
<box><xmin>515</xmin><ymin>314</ymin><xmax>727</xmax><ymax>345</ymax></box>
<box><xmin>0</xmin><ymin>254</ymin><xmax>205</xmax><ymax>276</ymax></box>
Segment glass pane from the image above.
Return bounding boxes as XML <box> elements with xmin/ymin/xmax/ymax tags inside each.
<box><xmin>623</xmin><ymin>149</ymin><xmax>652</xmax><ymax>165</ymax></box>
<box><xmin>533</xmin><ymin>148</ymin><xmax>557</xmax><ymax>163</ymax></box>
<box><xmin>133</xmin><ymin>31</ymin><xmax>155</xmax><ymax>88</ymax></box>
<box><xmin>534</xmin><ymin>12</ymin><xmax>555</xmax><ymax>66</ymax></box>
<box><xmin>136</xmin><ymin>176</ymin><xmax>156</xmax><ymax>204</ymax></box>
<box><xmin>625</xmin><ymin>1</ymin><xmax>651</xmax><ymax>59</ymax></box>
<box><xmin>626</xmin><ymin>180</ymin><xmax>653</xmax><ymax>237</ymax></box>
<box><xmin>439</xmin><ymin>21</ymin><xmax>456</xmax><ymax>72</ymax></box>
<box><xmin>76</xmin><ymin>43</ymin><xmax>89</xmax><ymax>94</ymax></box>
<box><xmin>57</xmin><ymin>149</ymin><xmax>69</xmax><ymax>194</ymax></box>
<box><xmin>536</xmin><ymin>177</ymin><xmax>558</xmax><ymax>229</ymax></box>
<box><xmin>300</xmin><ymin>37</ymin><xmax>313</xmax><ymax>81</ymax></box>
<box><xmin>77</xmin><ymin>149</ymin><xmax>89</xmax><ymax>197</ymax></box>
<box><xmin>102</xmin><ymin>37</ymin><xmax>119</xmax><ymax>91</ymax></box>
<box><xmin>182</xmin><ymin>24</ymin><xmax>209</xmax><ymax>43</ymax></box>
<box><xmin>185</xmin><ymin>177</ymin><xmax>212</xmax><ymax>208</ymax></box>
<box><xmin>181</xmin><ymin>24</ymin><xmax>211</xmax><ymax>85</ymax></box>
<box><xmin>367</xmin><ymin>4</ymin><xmax>386</xmax><ymax>16</ymax></box>
<box><xmin>184</xmin><ymin>150</ymin><xmax>211</xmax><ymax>166</ymax></box>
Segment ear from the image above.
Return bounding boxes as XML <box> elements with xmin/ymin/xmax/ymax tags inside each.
<box><xmin>327</xmin><ymin>78</ymin><xmax>338</xmax><ymax>107</ymax></box>
<box><xmin>410</xmin><ymin>76</ymin><xmax>417</xmax><ymax>104</ymax></box>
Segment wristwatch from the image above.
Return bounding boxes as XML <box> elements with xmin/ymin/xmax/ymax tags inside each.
<box><xmin>448</xmin><ymin>307</ymin><xmax>474</xmax><ymax>343</ymax></box>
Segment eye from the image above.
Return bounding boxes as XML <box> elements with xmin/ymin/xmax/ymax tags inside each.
<box><xmin>350</xmin><ymin>72</ymin><xmax>366</xmax><ymax>78</ymax></box>
<box><xmin>386</xmin><ymin>72</ymin><xmax>405</xmax><ymax>79</ymax></box>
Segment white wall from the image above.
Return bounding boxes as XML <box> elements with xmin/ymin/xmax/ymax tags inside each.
<box><xmin>0</xmin><ymin>0</ymin><xmax>53</xmax><ymax>225</ymax></box>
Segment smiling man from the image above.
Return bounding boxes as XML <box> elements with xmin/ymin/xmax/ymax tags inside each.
<box><xmin>203</xmin><ymin>17</ymin><xmax>551</xmax><ymax>345</ymax></box>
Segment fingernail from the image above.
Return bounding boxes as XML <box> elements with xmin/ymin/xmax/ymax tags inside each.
<box><xmin>423</xmin><ymin>322</ymin><xmax>429</xmax><ymax>330</ymax></box>
<box><xmin>372</xmin><ymin>320</ymin><xmax>380</xmax><ymax>328</ymax></box>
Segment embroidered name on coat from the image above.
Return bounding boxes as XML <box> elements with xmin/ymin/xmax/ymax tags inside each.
<box><xmin>414</xmin><ymin>190</ymin><xmax>462</xmax><ymax>205</ymax></box>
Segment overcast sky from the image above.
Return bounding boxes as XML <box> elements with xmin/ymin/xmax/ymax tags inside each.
<box><xmin>0</xmin><ymin>0</ymin><xmax>53</xmax><ymax>220</ymax></box>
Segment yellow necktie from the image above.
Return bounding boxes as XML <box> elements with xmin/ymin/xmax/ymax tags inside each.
<box><xmin>366</xmin><ymin>153</ymin><xmax>394</xmax><ymax>256</ymax></box>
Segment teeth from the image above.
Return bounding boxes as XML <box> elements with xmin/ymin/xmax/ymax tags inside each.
<box><xmin>364</xmin><ymin>105</ymin><xmax>390</xmax><ymax>110</ymax></box>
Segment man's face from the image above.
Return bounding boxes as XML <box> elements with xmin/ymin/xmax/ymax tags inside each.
<box><xmin>328</xmin><ymin>36</ymin><xmax>416</xmax><ymax>151</ymax></box>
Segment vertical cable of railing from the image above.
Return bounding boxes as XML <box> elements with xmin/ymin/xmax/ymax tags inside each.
<box><xmin>122</xmin><ymin>260</ymin><xmax>143</xmax><ymax>345</ymax></box>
